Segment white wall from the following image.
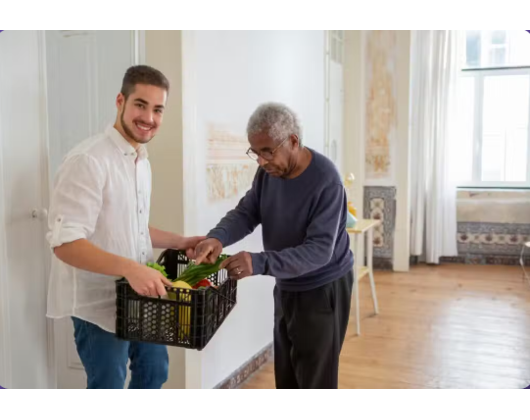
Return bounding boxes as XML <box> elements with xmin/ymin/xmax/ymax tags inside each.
<box><xmin>0</xmin><ymin>30</ymin><xmax>50</xmax><ymax>388</ymax></box>
<box><xmin>144</xmin><ymin>30</ymin><xmax>186</xmax><ymax>389</ymax></box>
<box><xmin>343</xmin><ymin>31</ymin><xmax>366</xmax><ymax>268</ymax></box>
<box><xmin>0</xmin><ymin>72</ymin><xmax>11</xmax><ymax>389</ymax></box>
<box><xmin>343</xmin><ymin>30</ymin><xmax>411</xmax><ymax>271</ymax></box>
<box><xmin>457</xmin><ymin>190</ymin><xmax>530</xmax><ymax>224</ymax></box>
<box><xmin>343</xmin><ymin>31</ymin><xmax>365</xmax><ymax>225</ymax></box>
<box><xmin>393</xmin><ymin>31</ymin><xmax>411</xmax><ymax>272</ymax></box>
<box><xmin>181</xmin><ymin>30</ymin><xmax>326</xmax><ymax>388</ymax></box>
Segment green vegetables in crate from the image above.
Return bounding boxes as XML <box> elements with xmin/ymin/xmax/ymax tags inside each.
<box><xmin>146</xmin><ymin>261</ymin><xmax>168</xmax><ymax>278</ymax></box>
<box><xmin>145</xmin><ymin>255</ymin><xmax>227</xmax><ymax>289</ymax></box>
<box><xmin>175</xmin><ymin>254</ymin><xmax>229</xmax><ymax>288</ymax></box>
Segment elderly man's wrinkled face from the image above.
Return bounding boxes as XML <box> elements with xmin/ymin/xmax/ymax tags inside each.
<box><xmin>248</xmin><ymin>133</ymin><xmax>299</xmax><ymax>178</ymax></box>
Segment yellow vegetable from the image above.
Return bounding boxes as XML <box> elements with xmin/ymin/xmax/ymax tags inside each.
<box><xmin>168</xmin><ymin>281</ymin><xmax>192</xmax><ymax>342</ymax></box>
<box><xmin>172</xmin><ymin>280</ymin><xmax>192</xmax><ymax>289</ymax></box>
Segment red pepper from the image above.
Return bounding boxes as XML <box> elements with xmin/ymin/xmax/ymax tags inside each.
<box><xmin>193</xmin><ymin>279</ymin><xmax>213</xmax><ymax>289</ymax></box>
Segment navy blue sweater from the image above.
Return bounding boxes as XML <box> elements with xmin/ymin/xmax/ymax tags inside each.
<box><xmin>207</xmin><ymin>149</ymin><xmax>354</xmax><ymax>291</ymax></box>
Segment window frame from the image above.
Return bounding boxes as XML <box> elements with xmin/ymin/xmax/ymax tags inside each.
<box><xmin>458</xmin><ymin>64</ymin><xmax>530</xmax><ymax>188</ymax></box>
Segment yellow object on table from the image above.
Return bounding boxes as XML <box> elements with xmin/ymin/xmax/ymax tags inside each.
<box><xmin>347</xmin><ymin>201</ymin><xmax>357</xmax><ymax>217</ymax></box>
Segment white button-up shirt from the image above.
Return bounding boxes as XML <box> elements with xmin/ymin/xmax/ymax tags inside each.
<box><xmin>46</xmin><ymin>126</ymin><xmax>153</xmax><ymax>333</ymax></box>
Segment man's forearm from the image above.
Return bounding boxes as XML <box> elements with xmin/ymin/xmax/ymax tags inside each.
<box><xmin>149</xmin><ymin>226</ymin><xmax>184</xmax><ymax>249</ymax></box>
<box><xmin>207</xmin><ymin>183</ymin><xmax>261</xmax><ymax>247</ymax></box>
<box><xmin>53</xmin><ymin>239</ymin><xmax>139</xmax><ymax>278</ymax></box>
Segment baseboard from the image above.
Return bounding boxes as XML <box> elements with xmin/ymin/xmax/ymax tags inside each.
<box><xmin>214</xmin><ymin>343</ymin><xmax>273</xmax><ymax>389</ymax></box>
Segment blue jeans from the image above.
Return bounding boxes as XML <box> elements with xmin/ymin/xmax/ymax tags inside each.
<box><xmin>72</xmin><ymin>317</ymin><xmax>169</xmax><ymax>389</ymax></box>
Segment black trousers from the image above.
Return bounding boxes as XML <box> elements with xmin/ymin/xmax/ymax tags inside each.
<box><xmin>273</xmin><ymin>270</ymin><xmax>354</xmax><ymax>389</ymax></box>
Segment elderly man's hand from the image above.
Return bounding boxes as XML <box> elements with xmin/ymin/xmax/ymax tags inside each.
<box><xmin>220</xmin><ymin>252</ymin><xmax>253</xmax><ymax>280</ymax></box>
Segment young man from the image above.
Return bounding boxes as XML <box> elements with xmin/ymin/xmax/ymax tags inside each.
<box><xmin>46</xmin><ymin>65</ymin><xmax>203</xmax><ymax>389</ymax></box>
<box><xmin>193</xmin><ymin>103</ymin><xmax>354</xmax><ymax>389</ymax></box>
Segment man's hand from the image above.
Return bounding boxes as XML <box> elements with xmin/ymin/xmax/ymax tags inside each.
<box><xmin>193</xmin><ymin>238</ymin><xmax>223</xmax><ymax>265</ymax></box>
<box><xmin>220</xmin><ymin>251</ymin><xmax>253</xmax><ymax>280</ymax></box>
<box><xmin>149</xmin><ymin>227</ymin><xmax>206</xmax><ymax>252</ymax></box>
<box><xmin>179</xmin><ymin>235</ymin><xmax>206</xmax><ymax>256</ymax></box>
<box><xmin>124</xmin><ymin>263</ymin><xmax>173</xmax><ymax>297</ymax></box>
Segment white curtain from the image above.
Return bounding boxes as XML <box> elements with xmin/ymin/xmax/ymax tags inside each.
<box><xmin>410</xmin><ymin>30</ymin><xmax>460</xmax><ymax>264</ymax></box>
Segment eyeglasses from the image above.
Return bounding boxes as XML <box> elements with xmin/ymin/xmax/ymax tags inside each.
<box><xmin>246</xmin><ymin>138</ymin><xmax>289</xmax><ymax>161</ymax></box>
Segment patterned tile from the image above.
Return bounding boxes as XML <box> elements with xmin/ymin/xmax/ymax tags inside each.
<box><xmin>215</xmin><ymin>344</ymin><xmax>273</xmax><ymax>389</ymax></box>
<box><xmin>437</xmin><ymin>221</ymin><xmax>530</xmax><ymax>266</ymax></box>
<box><xmin>457</xmin><ymin>222</ymin><xmax>530</xmax><ymax>256</ymax></box>
<box><xmin>373</xmin><ymin>257</ymin><xmax>393</xmax><ymax>270</ymax></box>
<box><xmin>361</xmin><ymin>198</ymin><xmax>530</xmax><ymax>268</ymax></box>
<box><xmin>364</xmin><ymin>186</ymin><xmax>396</xmax><ymax>259</ymax></box>
<box><xmin>439</xmin><ymin>256</ymin><xmax>466</xmax><ymax>264</ymax></box>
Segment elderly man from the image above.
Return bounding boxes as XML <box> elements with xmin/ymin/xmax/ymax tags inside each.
<box><xmin>193</xmin><ymin>102</ymin><xmax>354</xmax><ymax>389</ymax></box>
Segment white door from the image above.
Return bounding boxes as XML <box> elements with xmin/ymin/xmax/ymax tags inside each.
<box><xmin>0</xmin><ymin>30</ymin><xmax>51</xmax><ymax>389</ymax></box>
<box><xmin>45</xmin><ymin>30</ymin><xmax>140</xmax><ymax>388</ymax></box>
<box><xmin>325</xmin><ymin>30</ymin><xmax>345</xmax><ymax>175</ymax></box>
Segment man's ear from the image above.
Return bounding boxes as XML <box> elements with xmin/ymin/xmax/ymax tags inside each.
<box><xmin>290</xmin><ymin>134</ymin><xmax>300</xmax><ymax>148</ymax></box>
<box><xmin>116</xmin><ymin>92</ymin><xmax>125</xmax><ymax>110</ymax></box>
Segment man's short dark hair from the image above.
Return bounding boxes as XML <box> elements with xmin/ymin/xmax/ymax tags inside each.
<box><xmin>120</xmin><ymin>65</ymin><xmax>170</xmax><ymax>99</ymax></box>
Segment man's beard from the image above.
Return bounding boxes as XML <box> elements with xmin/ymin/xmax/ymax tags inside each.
<box><xmin>120</xmin><ymin>108</ymin><xmax>154</xmax><ymax>144</ymax></box>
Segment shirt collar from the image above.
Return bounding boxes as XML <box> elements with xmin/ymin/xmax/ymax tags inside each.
<box><xmin>106</xmin><ymin>125</ymin><xmax>149</xmax><ymax>160</ymax></box>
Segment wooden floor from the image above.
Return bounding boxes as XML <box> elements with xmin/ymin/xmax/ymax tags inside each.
<box><xmin>243</xmin><ymin>264</ymin><xmax>530</xmax><ymax>389</ymax></box>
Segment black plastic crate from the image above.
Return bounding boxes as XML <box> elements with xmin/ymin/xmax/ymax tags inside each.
<box><xmin>115</xmin><ymin>249</ymin><xmax>237</xmax><ymax>350</ymax></box>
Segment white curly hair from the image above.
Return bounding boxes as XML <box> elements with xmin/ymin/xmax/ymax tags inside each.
<box><xmin>246</xmin><ymin>102</ymin><xmax>303</xmax><ymax>146</ymax></box>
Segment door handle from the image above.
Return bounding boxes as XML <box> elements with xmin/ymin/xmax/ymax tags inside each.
<box><xmin>31</xmin><ymin>208</ymin><xmax>48</xmax><ymax>220</ymax></box>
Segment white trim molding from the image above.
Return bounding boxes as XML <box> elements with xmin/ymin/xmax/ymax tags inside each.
<box><xmin>393</xmin><ymin>30</ymin><xmax>411</xmax><ymax>272</ymax></box>
<box><xmin>0</xmin><ymin>105</ymin><xmax>13</xmax><ymax>390</ymax></box>
<box><xmin>37</xmin><ymin>30</ymin><xmax>57</xmax><ymax>389</ymax></box>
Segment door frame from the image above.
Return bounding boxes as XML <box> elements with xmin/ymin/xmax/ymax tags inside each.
<box><xmin>37</xmin><ymin>29</ymin><xmax>57</xmax><ymax>389</ymax></box>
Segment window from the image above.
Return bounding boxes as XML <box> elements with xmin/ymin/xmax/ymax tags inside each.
<box><xmin>457</xmin><ymin>30</ymin><xmax>530</xmax><ymax>187</ymax></box>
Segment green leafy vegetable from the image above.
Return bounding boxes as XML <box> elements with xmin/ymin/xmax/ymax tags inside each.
<box><xmin>174</xmin><ymin>255</ymin><xmax>228</xmax><ymax>287</ymax></box>
<box><xmin>146</xmin><ymin>262</ymin><xmax>168</xmax><ymax>278</ymax></box>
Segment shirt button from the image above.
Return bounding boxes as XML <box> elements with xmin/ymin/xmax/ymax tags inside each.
<box><xmin>140</xmin><ymin>232</ymin><xmax>144</xmax><ymax>235</ymax></box>
<box><xmin>139</xmin><ymin>210</ymin><xmax>143</xmax><ymax>214</ymax></box>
